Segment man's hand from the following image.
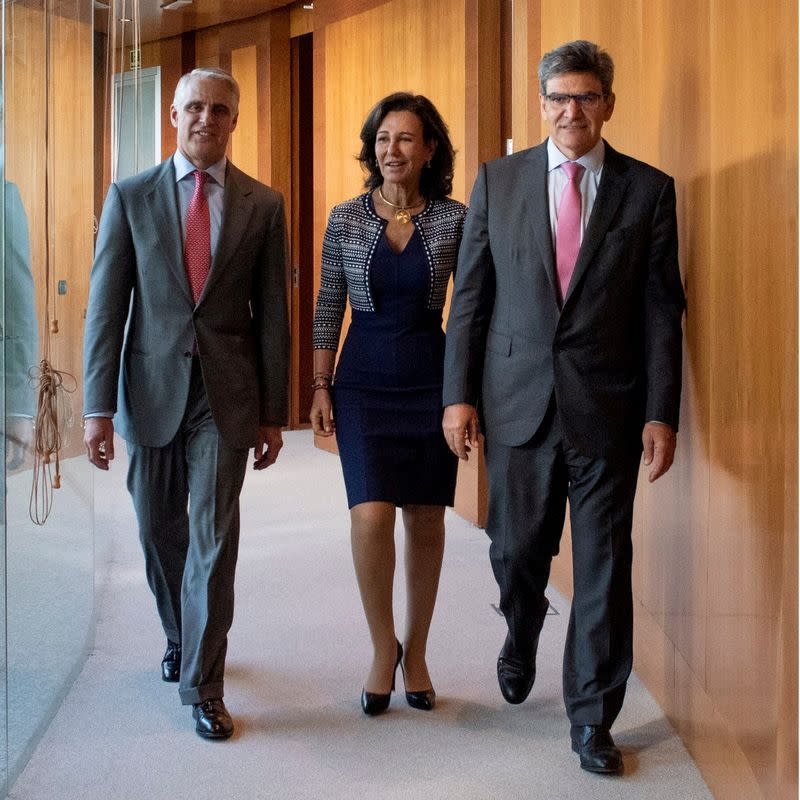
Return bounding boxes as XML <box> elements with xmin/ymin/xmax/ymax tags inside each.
<box><xmin>642</xmin><ymin>422</ymin><xmax>676</xmax><ymax>482</ymax></box>
<box><xmin>254</xmin><ymin>424</ymin><xmax>283</xmax><ymax>470</ymax></box>
<box><xmin>442</xmin><ymin>403</ymin><xmax>480</xmax><ymax>460</ymax></box>
<box><xmin>84</xmin><ymin>417</ymin><xmax>115</xmax><ymax>470</ymax></box>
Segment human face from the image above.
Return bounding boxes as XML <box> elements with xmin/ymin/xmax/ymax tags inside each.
<box><xmin>540</xmin><ymin>72</ymin><xmax>615</xmax><ymax>160</ymax></box>
<box><xmin>375</xmin><ymin>111</ymin><xmax>435</xmax><ymax>195</ymax></box>
<box><xmin>170</xmin><ymin>76</ymin><xmax>238</xmax><ymax>170</ymax></box>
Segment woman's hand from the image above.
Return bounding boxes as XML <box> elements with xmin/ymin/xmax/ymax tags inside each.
<box><xmin>310</xmin><ymin>388</ymin><xmax>335</xmax><ymax>436</ymax></box>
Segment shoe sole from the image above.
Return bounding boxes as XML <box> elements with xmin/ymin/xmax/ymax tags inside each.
<box><xmin>195</xmin><ymin>728</ymin><xmax>233</xmax><ymax>740</ymax></box>
<box><xmin>571</xmin><ymin>741</ymin><xmax>622</xmax><ymax>774</ymax></box>
<box><xmin>578</xmin><ymin>762</ymin><xmax>623</xmax><ymax>775</ymax></box>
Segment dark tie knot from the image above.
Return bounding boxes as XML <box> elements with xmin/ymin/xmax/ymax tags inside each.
<box><xmin>561</xmin><ymin>161</ymin><xmax>585</xmax><ymax>182</ymax></box>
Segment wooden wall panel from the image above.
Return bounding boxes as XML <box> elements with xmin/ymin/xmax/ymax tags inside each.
<box><xmin>6</xmin><ymin>2</ymin><xmax>93</xmax><ymax>458</ymax></box>
<box><xmin>321</xmin><ymin>0</ymin><xmax>467</xmax><ymax>211</ymax></box>
<box><xmin>195</xmin><ymin>10</ymin><xmax>291</xmax><ymax>203</ymax></box>
<box><xmin>230</xmin><ymin>46</ymin><xmax>259</xmax><ymax>179</ymax></box>
<box><xmin>512</xmin><ymin>1</ymin><xmax>798</xmax><ymax>797</ymax></box>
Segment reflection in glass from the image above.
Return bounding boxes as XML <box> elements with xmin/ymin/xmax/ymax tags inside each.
<box><xmin>2</xmin><ymin>0</ymin><xmax>95</xmax><ymax>791</ymax></box>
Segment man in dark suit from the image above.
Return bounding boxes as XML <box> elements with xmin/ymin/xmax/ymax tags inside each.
<box><xmin>83</xmin><ymin>67</ymin><xmax>289</xmax><ymax>740</ymax></box>
<box><xmin>442</xmin><ymin>40</ymin><xmax>685</xmax><ymax>773</ymax></box>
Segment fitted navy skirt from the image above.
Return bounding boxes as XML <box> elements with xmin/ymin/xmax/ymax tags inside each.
<box><xmin>333</xmin><ymin>385</ymin><xmax>457</xmax><ymax>509</ymax></box>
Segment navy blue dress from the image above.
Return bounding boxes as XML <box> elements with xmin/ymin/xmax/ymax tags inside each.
<box><xmin>333</xmin><ymin>222</ymin><xmax>458</xmax><ymax>509</ymax></box>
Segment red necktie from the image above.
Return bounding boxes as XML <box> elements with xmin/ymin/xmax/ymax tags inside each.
<box><xmin>184</xmin><ymin>170</ymin><xmax>211</xmax><ymax>304</ymax></box>
<box><xmin>555</xmin><ymin>161</ymin><xmax>585</xmax><ymax>304</ymax></box>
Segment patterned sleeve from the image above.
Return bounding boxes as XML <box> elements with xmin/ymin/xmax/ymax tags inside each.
<box><xmin>312</xmin><ymin>209</ymin><xmax>347</xmax><ymax>350</ymax></box>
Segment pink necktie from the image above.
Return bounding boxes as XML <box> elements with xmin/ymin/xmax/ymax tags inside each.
<box><xmin>184</xmin><ymin>170</ymin><xmax>211</xmax><ymax>304</ymax></box>
<box><xmin>556</xmin><ymin>161</ymin><xmax>585</xmax><ymax>304</ymax></box>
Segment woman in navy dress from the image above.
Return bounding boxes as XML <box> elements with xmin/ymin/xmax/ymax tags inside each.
<box><xmin>311</xmin><ymin>93</ymin><xmax>466</xmax><ymax>715</ymax></box>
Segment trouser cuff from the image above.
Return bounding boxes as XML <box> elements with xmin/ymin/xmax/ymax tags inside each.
<box><xmin>179</xmin><ymin>682</ymin><xmax>224</xmax><ymax>705</ymax></box>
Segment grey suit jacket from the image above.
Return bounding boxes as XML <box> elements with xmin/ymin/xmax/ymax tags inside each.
<box><xmin>443</xmin><ymin>140</ymin><xmax>686</xmax><ymax>456</ymax></box>
<box><xmin>83</xmin><ymin>158</ymin><xmax>289</xmax><ymax>449</ymax></box>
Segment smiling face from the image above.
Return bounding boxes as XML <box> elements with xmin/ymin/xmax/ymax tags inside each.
<box><xmin>374</xmin><ymin>110</ymin><xmax>435</xmax><ymax>195</ymax></box>
<box><xmin>170</xmin><ymin>75</ymin><xmax>238</xmax><ymax>170</ymax></box>
<box><xmin>540</xmin><ymin>71</ymin><xmax>615</xmax><ymax>160</ymax></box>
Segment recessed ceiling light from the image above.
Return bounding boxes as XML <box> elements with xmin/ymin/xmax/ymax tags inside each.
<box><xmin>161</xmin><ymin>0</ymin><xmax>193</xmax><ymax>8</ymax></box>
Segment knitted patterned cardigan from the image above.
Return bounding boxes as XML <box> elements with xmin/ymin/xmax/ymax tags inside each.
<box><xmin>312</xmin><ymin>192</ymin><xmax>468</xmax><ymax>350</ymax></box>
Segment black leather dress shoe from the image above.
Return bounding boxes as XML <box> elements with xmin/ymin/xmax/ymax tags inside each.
<box><xmin>496</xmin><ymin>635</ymin><xmax>537</xmax><ymax>704</ymax></box>
<box><xmin>192</xmin><ymin>698</ymin><xmax>234</xmax><ymax>740</ymax></box>
<box><xmin>161</xmin><ymin>641</ymin><xmax>181</xmax><ymax>683</ymax></box>
<box><xmin>570</xmin><ymin>725</ymin><xmax>623</xmax><ymax>774</ymax></box>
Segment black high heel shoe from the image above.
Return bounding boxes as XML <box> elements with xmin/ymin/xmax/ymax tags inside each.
<box><xmin>400</xmin><ymin>659</ymin><xmax>436</xmax><ymax>711</ymax></box>
<box><xmin>361</xmin><ymin>640</ymin><xmax>403</xmax><ymax>716</ymax></box>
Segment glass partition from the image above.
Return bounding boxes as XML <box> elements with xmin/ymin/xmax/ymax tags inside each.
<box><xmin>2</xmin><ymin>1</ymin><xmax>94</xmax><ymax>792</ymax></box>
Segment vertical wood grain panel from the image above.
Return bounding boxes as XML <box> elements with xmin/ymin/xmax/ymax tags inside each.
<box><xmin>521</xmin><ymin>1</ymin><xmax>797</xmax><ymax>797</ymax></box>
<box><xmin>511</xmin><ymin>0</ymin><xmax>541</xmax><ymax>151</ymax></box>
<box><xmin>463</xmin><ymin>0</ymin><xmax>501</xmax><ymax>186</ymax></box>
<box><xmin>6</xmin><ymin>2</ymin><xmax>93</xmax><ymax>457</ymax></box>
<box><xmin>230</xmin><ymin>46</ymin><xmax>258</xmax><ymax>179</ymax></box>
<box><xmin>322</xmin><ymin>0</ymin><xmax>467</xmax><ymax>211</ymax></box>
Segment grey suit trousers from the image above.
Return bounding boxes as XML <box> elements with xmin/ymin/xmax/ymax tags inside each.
<box><xmin>126</xmin><ymin>357</ymin><xmax>248</xmax><ymax>705</ymax></box>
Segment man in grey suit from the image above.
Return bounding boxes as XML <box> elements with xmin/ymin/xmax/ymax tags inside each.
<box><xmin>83</xmin><ymin>67</ymin><xmax>289</xmax><ymax>740</ymax></box>
<box><xmin>442</xmin><ymin>41</ymin><xmax>685</xmax><ymax>773</ymax></box>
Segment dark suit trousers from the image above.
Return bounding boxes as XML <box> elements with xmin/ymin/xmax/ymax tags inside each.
<box><xmin>126</xmin><ymin>357</ymin><xmax>249</xmax><ymax>705</ymax></box>
<box><xmin>484</xmin><ymin>400</ymin><xmax>640</xmax><ymax>728</ymax></box>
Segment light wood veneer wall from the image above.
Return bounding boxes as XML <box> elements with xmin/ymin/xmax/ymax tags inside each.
<box><xmin>6</xmin><ymin>1</ymin><xmax>93</xmax><ymax>457</ymax></box>
<box><xmin>508</xmin><ymin>2</ymin><xmax>797</xmax><ymax>797</ymax></box>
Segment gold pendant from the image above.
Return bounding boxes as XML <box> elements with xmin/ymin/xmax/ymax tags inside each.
<box><xmin>395</xmin><ymin>208</ymin><xmax>411</xmax><ymax>224</ymax></box>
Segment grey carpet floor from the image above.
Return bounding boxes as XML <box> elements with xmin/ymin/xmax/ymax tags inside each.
<box><xmin>9</xmin><ymin>430</ymin><xmax>712</xmax><ymax>800</ymax></box>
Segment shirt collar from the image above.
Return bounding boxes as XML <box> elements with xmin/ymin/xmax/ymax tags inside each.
<box><xmin>173</xmin><ymin>149</ymin><xmax>227</xmax><ymax>187</ymax></box>
<box><xmin>547</xmin><ymin>137</ymin><xmax>605</xmax><ymax>175</ymax></box>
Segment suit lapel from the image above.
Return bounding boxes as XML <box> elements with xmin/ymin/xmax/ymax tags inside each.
<box><xmin>563</xmin><ymin>142</ymin><xmax>630</xmax><ymax>305</ymax></box>
<box><xmin>521</xmin><ymin>144</ymin><xmax>560</xmax><ymax>301</ymax></box>
<box><xmin>145</xmin><ymin>160</ymin><xmax>192</xmax><ymax>303</ymax></box>
<box><xmin>199</xmin><ymin>162</ymin><xmax>254</xmax><ymax>303</ymax></box>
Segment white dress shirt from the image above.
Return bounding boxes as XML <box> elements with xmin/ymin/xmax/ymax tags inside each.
<box><xmin>546</xmin><ymin>137</ymin><xmax>605</xmax><ymax>244</ymax></box>
<box><xmin>173</xmin><ymin>149</ymin><xmax>227</xmax><ymax>260</ymax></box>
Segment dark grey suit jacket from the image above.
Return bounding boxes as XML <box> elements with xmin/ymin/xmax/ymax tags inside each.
<box><xmin>83</xmin><ymin>158</ymin><xmax>289</xmax><ymax>449</ymax></box>
<box><xmin>443</xmin><ymin>140</ymin><xmax>686</xmax><ymax>456</ymax></box>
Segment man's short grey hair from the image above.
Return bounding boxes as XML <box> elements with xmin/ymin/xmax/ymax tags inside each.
<box><xmin>538</xmin><ymin>40</ymin><xmax>615</xmax><ymax>96</ymax></box>
<box><xmin>173</xmin><ymin>67</ymin><xmax>240</xmax><ymax>114</ymax></box>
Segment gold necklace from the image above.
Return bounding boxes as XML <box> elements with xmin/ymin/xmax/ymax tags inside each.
<box><xmin>378</xmin><ymin>187</ymin><xmax>424</xmax><ymax>224</ymax></box>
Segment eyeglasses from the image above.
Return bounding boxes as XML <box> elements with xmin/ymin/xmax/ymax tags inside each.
<box><xmin>544</xmin><ymin>92</ymin><xmax>605</xmax><ymax>109</ymax></box>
